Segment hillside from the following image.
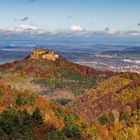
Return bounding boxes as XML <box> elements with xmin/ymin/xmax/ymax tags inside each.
<box><xmin>0</xmin><ymin>48</ymin><xmax>139</xmax><ymax>140</ymax></box>
<box><xmin>72</xmin><ymin>73</ymin><xmax>140</xmax><ymax>121</ymax></box>
<box><xmin>0</xmin><ymin>48</ymin><xmax>112</xmax><ymax>100</ymax></box>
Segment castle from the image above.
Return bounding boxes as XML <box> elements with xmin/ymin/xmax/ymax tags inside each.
<box><xmin>30</xmin><ymin>48</ymin><xmax>59</xmax><ymax>61</ymax></box>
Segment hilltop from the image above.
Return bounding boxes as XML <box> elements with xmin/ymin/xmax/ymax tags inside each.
<box><xmin>0</xmin><ymin>48</ymin><xmax>139</xmax><ymax>140</ymax></box>
<box><xmin>28</xmin><ymin>48</ymin><xmax>59</xmax><ymax>61</ymax></box>
<box><xmin>0</xmin><ymin>49</ymin><xmax>113</xmax><ymax>99</ymax></box>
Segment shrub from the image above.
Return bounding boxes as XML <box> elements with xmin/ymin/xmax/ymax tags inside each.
<box><xmin>130</xmin><ymin>110</ymin><xmax>140</xmax><ymax>124</ymax></box>
<box><xmin>88</xmin><ymin>126</ymin><xmax>98</xmax><ymax>140</ymax></box>
<box><xmin>16</xmin><ymin>93</ymin><xmax>35</xmax><ymax>106</ymax></box>
<box><xmin>16</xmin><ymin>95</ymin><xmax>22</xmax><ymax>106</ymax></box>
<box><xmin>98</xmin><ymin>114</ymin><xmax>109</xmax><ymax>125</ymax></box>
<box><xmin>31</xmin><ymin>107</ymin><xmax>43</xmax><ymax>125</ymax></box>
<box><xmin>46</xmin><ymin>130</ymin><xmax>67</xmax><ymax>140</ymax></box>
<box><xmin>63</xmin><ymin>113</ymin><xmax>83</xmax><ymax>139</ymax></box>
<box><xmin>63</xmin><ymin>124</ymin><xmax>83</xmax><ymax>139</ymax></box>
<box><xmin>15</xmin><ymin>65</ymin><xmax>23</xmax><ymax>71</ymax></box>
<box><xmin>0</xmin><ymin>107</ymin><xmax>33</xmax><ymax>138</ymax></box>
<box><xmin>108</xmin><ymin>112</ymin><xmax>115</xmax><ymax>124</ymax></box>
<box><xmin>119</xmin><ymin>112</ymin><xmax>128</xmax><ymax>124</ymax></box>
<box><xmin>53</xmin><ymin>107</ymin><xmax>65</xmax><ymax>118</ymax></box>
<box><xmin>55</xmin><ymin>98</ymin><xmax>71</xmax><ymax>105</ymax></box>
<box><xmin>0</xmin><ymin>108</ymin><xmax>18</xmax><ymax>134</ymax></box>
<box><xmin>0</xmin><ymin>91</ymin><xmax>4</xmax><ymax>96</ymax></box>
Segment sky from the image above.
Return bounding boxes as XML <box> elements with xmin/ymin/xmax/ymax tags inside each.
<box><xmin>0</xmin><ymin>0</ymin><xmax>140</xmax><ymax>45</ymax></box>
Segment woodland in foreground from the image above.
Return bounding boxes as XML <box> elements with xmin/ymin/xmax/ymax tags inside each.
<box><xmin>0</xmin><ymin>49</ymin><xmax>139</xmax><ymax>140</ymax></box>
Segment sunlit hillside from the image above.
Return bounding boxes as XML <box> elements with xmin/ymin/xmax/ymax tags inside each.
<box><xmin>0</xmin><ymin>49</ymin><xmax>139</xmax><ymax>140</ymax></box>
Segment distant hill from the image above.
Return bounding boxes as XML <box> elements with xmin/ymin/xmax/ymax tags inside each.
<box><xmin>102</xmin><ymin>50</ymin><xmax>140</xmax><ymax>55</ymax></box>
<box><xmin>0</xmin><ymin>49</ymin><xmax>30</xmax><ymax>64</ymax></box>
<box><xmin>102</xmin><ymin>47</ymin><xmax>140</xmax><ymax>54</ymax></box>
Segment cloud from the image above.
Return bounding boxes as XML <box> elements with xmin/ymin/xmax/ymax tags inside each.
<box><xmin>20</xmin><ymin>17</ymin><xmax>29</xmax><ymax>21</ymax></box>
<box><xmin>90</xmin><ymin>22</ymin><xmax>94</xmax><ymax>25</ymax></box>
<box><xmin>104</xmin><ymin>28</ymin><xmax>140</xmax><ymax>36</ymax></box>
<box><xmin>14</xmin><ymin>17</ymin><xmax>29</xmax><ymax>22</ymax></box>
<box><xmin>105</xmin><ymin>27</ymin><xmax>121</xmax><ymax>35</ymax></box>
<box><xmin>124</xmin><ymin>30</ymin><xmax>140</xmax><ymax>36</ymax></box>
<box><xmin>0</xmin><ymin>24</ymin><xmax>140</xmax><ymax>43</ymax></box>
<box><xmin>70</xmin><ymin>25</ymin><xmax>84</xmax><ymax>31</ymax></box>
<box><xmin>67</xmin><ymin>16</ymin><xmax>73</xmax><ymax>19</ymax></box>
<box><xmin>137</xmin><ymin>23</ymin><xmax>140</xmax><ymax>26</ymax></box>
<box><xmin>9</xmin><ymin>24</ymin><xmax>37</xmax><ymax>32</ymax></box>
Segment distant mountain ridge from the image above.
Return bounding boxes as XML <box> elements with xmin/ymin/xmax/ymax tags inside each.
<box><xmin>102</xmin><ymin>46</ymin><xmax>140</xmax><ymax>55</ymax></box>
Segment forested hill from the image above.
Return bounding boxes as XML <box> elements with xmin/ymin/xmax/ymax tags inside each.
<box><xmin>0</xmin><ymin>48</ymin><xmax>139</xmax><ymax>140</ymax></box>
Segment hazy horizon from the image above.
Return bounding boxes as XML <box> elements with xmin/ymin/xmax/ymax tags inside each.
<box><xmin>0</xmin><ymin>0</ymin><xmax>140</xmax><ymax>47</ymax></box>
